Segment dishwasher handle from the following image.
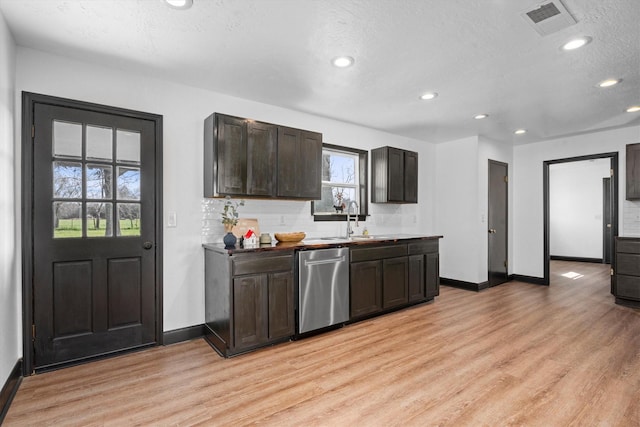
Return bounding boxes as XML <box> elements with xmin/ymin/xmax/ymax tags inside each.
<box><xmin>303</xmin><ymin>256</ymin><xmax>346</xmax><ymax>267</ymax></box>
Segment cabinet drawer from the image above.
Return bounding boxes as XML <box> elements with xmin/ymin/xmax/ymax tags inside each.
<box><xmin>408</xmin><ymin>240</ymin><xmax>438</xmax><ymax>255</ymax></box>
<box><xmin>617</xmin><ymin>253</ymin><xmax>640</xmax><ymax>276</ymax></box>
<box><xmin>617</xmin><ymin>239</ymin><xmax>640</xmax><ymax>254</ymax></box>
<box><xmin>232</xmin><ymin>254</ymin><xmax>293</xmax><ymax>276</ymax></box>
<box><xmin>351</xmin><ymin>244</ymin><xmax>407</xmax><ymax>262</ymax></box>
<box><xmin>617</xmin><ymin>275</ymin><xmax>640</xmax><ymax>300</ymax></box>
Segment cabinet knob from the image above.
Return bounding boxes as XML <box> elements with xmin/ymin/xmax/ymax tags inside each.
<box><xmin>143</xmin><ymin>241</ymin><xmax>153</xmax><ymax>250</ymax></box>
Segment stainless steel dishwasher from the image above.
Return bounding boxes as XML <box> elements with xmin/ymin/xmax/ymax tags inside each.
<box><xmin>298</xmin><ymin>247</ymin><xmax>349</xmax><ymax>334</ymax></box>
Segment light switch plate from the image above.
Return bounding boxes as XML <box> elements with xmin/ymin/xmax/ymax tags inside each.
<box><xmin>168</xmin><ymin>212</ymin><xmax>177</xmax><ymax>227</ymax></box>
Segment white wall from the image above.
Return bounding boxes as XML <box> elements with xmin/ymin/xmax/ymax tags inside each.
<box><xmin>434</xmin><ymin>135</ymin><xmax>514</xmax><ymax>284</ymax></box>
<box><xmin>549</xmin><ymin>159</ymin><xmax>610</xmax><ymax>259</ymax></box>
<box><xmin>15</xmin><ymin>47</ymin><xmax>437</xmax><ymax>332</ymax></box>
<box><xmin>435</xmin><ymin>136</ymin><xmax>481</xmax><ymax>283</ymax></box>
<box><xmin>513</xmin><ymin>125</ymin><xmax>640</xmax><ymax>278</ymax></box>
<box><xmin>0</xmin><ymin>9</ymin><xmax>18</xmax><ymax>390</ymax></box>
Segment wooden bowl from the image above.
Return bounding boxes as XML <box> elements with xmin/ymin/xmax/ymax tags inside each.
<box><xmin>274</xmin><ymin>232</ymin><xmax>306</xmax><ymax>243</ymax></box>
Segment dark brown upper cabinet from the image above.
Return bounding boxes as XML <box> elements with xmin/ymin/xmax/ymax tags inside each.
<box><xmin>371</xmin><ymin>146</ymin><xmax>418</xmax><ymax>203</ymax></box>
<box><xmin>204</xmin><ymin>113</ymin><xmax>322</xmax><ymax>200</ymax></box>
<box><xmin>627</xmin><ymin>143</ymin><xmax>640</xmax><ymax>200</ymax></box>
<box><xmin>277</xmin><ymin>126</ymin><xmax>322</xmax><ymax>199</ymax></box>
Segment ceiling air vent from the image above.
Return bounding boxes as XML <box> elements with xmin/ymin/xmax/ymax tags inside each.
<box><xmin>521</xmin><ymin>1</ymin><xmax>577</xmax><ymax>36</ymax></box>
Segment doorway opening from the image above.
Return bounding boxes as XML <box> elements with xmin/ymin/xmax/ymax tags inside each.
<box><xmin>543</xmin><ymin>152</ymin><xmax>618</xmax><ymax>286</ymax></box>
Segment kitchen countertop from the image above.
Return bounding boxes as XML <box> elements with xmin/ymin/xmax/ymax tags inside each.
<box><xmin>203</xmin><ymin>234</ymin><xmax>443</xmax><ymax>255</ymax></box>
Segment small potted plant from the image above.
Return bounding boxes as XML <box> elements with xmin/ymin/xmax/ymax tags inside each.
<box><xmin>219</xmin><ymin>196</ymin><xmax>244</xmax><ymax>246</ymax></box>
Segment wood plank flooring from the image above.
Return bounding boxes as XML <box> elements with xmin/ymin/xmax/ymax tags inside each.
<box><xmin>5</xmin><ymin>261</ymin><xmax>640</xmax><ymax>426</ymax></box>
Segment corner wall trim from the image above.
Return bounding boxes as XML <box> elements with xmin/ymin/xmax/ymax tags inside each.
<box><xmin>512</xmin><ymin>274</ymin><xmax>549</xmax><ymax>286</ymax></box>
<box><xmin>163</xmin><ymin>324</ymin><xmax>206</xmax><ymax>346</ymax></box>
<box><xmin>0</xmin><ymin>359</ymin><xmax>23</xmax><ymax>424</ymax></box>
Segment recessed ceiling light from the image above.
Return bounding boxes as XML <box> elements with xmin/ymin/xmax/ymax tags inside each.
<box><xmin>164</xmin><ymin>0</ymin><xmax>193</xmax><ymax>9</ymax></box>
<box><xmin>514</xmin><ymin>129</ymin><xmax>527</xmax><ymax>135</ymax></box>
<box><xmin>474</xmin><ymin>114</ymin><xmax>489</xmax><ymax>120</ymax></box>
<box><xmin>420</xmin><ymin>92</ymin><xmax>438</xmax><ymax>100</ymax></box>
<box><xmin>598</xmin><ymin>78</ymin><xmax>621</xmax><ymax>88</ymax></box>
<box><xmin>332</xmin><ymin>56</ymin><xmax>354</xmax><ymax>68</ymax></box>
<box><xmin>627</xmin><ymin>106</ymin><xmax>640</xmax><ymax>113</ymax></box>
<box><xmin>561</xmin><ymin>36</ymin><xmax>592</xmax><ymax>51</ymax></box>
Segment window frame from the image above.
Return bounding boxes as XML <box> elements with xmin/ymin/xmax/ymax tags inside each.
<box><xmin>312</xmin><ymin>143</ymin><xmax>368</xmax><ymax>222</ymax></box>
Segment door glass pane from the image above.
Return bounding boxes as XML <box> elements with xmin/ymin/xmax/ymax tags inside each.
<box><xmin>116</xmin><ymin>130</ymin><xmax>140</xmax><ymax>164</ymax></box>
<box><xmin>87</xmin><ymin>202</ymin><xmax>113</xmax><ymax>237</ymax></box>
<box><xmin>86</xmin><ymin>125</ymin><xmax>113</xmax><ymax>160</ymax></box>
<box><xmin>53</xmin><ymin>121</ymin><xmax>82</xmax><ymax>158</ymax></box>
<box><xmin>53</xmin><ymin>161</ymin><xmax>82</xmax><ymax>199</ymax></box>
<box><xmin>53</xmin><ymin>202</ymin><xmax>82</xmax><ymax>238</ymax></box>
<box><xmin>86</xmin><ymin>165</ymin><xmax>113</xmax><ymax>199</ymax></box>
<box><xmin>117</xmin><ymin>167</ymin><xmax>140</xmax><ymax>200</ymax></box>
<box><xmin>117</xmin><ymin>203</ymin><xmax>141</xmax><ymax>236</ymax></box>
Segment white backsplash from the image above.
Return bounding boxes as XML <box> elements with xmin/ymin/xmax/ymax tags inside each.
<box><xmin>202</xmin><ymin>197</ymin><xmax>421</xmax><ymax>244</ymax></box>
<box><xmin>623</xmin><ymin>199</ymin><xmax>640</xmax><ymax>237</ymax></box>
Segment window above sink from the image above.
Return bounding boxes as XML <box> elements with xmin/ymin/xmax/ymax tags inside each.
<box><xmin>311</xmin><ymin>143</ymin><xmax>368</xmax><ymax>222</ymax></box>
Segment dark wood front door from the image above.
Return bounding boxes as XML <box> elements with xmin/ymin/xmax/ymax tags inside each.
<box><xmin>488</xmin><ymin>160</ymin><xmax>508</xmax><ymax>287</ymax></box>
<box><xmin>23</xmin><ymin>93</ymin><xmax>162</xmax><ymax>372</ymax></box>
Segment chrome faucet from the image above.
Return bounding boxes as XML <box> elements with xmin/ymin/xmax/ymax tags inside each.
<box><xmin>346</xmin><ymin>200</ymin><xmax>359</xmax><ymax>238</ymax></box>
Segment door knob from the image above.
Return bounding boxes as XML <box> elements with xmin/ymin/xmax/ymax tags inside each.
<box><xmin>488</xmin><ymin>229</ymin><xmax>497</xmax><ymax>234</ymax></box>
<box><xmin>143</xmin><ymin>241</ymin><xmax>153</xmax><ymax>250</ymax></box>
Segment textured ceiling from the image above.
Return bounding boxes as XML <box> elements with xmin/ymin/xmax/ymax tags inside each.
<box><xmin>1</xmin><ymin>0</ymin><xmax>639</xmax><ymax>144</ymax></box>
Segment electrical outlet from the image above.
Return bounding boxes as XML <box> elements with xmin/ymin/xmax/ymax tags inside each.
<box><xmin>279</xmin><ymin>215</ymin><xmax>285</xmax><ymax>225</ymax></box>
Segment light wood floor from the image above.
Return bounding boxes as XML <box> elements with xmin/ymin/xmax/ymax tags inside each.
<box><xmin>5</xmin><ymin>261</ymin><xmax>640</xmax><ymax>426</ymax></box>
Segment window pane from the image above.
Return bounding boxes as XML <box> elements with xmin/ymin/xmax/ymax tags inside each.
<box><xmin>322</xmin><ymin>152</ymin><xmax>356</xmax><ymax>184</ymax></box>
<box><xmin>316</xmin><ymin>186</ymin><xmax>356</xmax><ymax>214</ymax></box>
<box><xmin>117</xmin><ymin>130</ymin><xmax>140</xmax><ymax>164</ymax></box>
<box><xmin>87</xmin><ymin>202</ymin><xmax>113</xmax><ymax>237</ymax></box>
<box><xmin>117</xmin><ymin>203</ymin><xmax>141</xmax><ymax>236</ymax></box>
<box><xmin>53</xmin><ymin>121</ymin><xmax>82</xmax><ymax>158</ymax></box>
<box><xmin>86</xmin><ymin>125</ymin><xmax>112</xmax><ymax>160</ymax></box>
<box><xmin>86</xmin><ymin>165</ymin><xmax>113</xmax><ymax>199</ymax></box>
<box><xmin>117</xmin><ymin>167</ymin><xmax>140</xmax><ymax>200</ymax></box>
<box><xmin>53</xmin><ymin>202</ymin><xmax>82</xmax><ymax>238</ymax></box>
<box><xmin>53</xmin><ymin>161</ymin><xmax>82</xmax><ymax>199</ymax></box>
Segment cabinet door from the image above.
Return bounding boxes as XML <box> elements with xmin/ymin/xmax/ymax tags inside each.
<box><xmin>267</xmin><ymin>271</ymin><xmax>295</xmax><ymax>340</ymax></box>
<box><xmin>382</xmin><ymin>257</ymin><xmax>409</xmax><ymax>308</ymax></box>
<box><xmin>277</xmin><ymin>127</ymin><xmax>322</xmax><ymax>199</ymax></box>
<box><xmin>277</xmin><ymin>126</ymin><xmax>300</xmax><ymax>197</ymax></box>
<box><xmin>387</xmin><ymin>147</ymin><xmax>405</xmax><ymax>202</ymax></box>
<box><xmin>233</xmin><ymin>275</ymin><xmax>267</xmax><ymax>350</ymax></box>
<box><xmin>217</xmin><ymin>114</ymin><xmax>248</xmax><ymax>195</ymax></box>
<box><xmin>247</xmin><ymin>121</ymin><xmax>277</xmax><ymax>196</ymax></box>
<box><xmin>297</xmin><ymin>131</ymin><xmax>322</xmax><ymax>199</ymax></box>
<box><xmin>408</xmin><ymin>254</ymin><xmax>425</xmax><ymax>302</ymax></box>
<box><xmin>350</xmin><ymin>260</ymin><xmax>382</xmax><ymax>318</ymax></box>
<box><xmin>404</xmin><ymin>151</ymin><xmax>418</xmax><ymax>203</ymax></box>
<box><xmin>627</xmin><ymin>143</ymin><xmax>640</xmax><ymax>200</ymax></box>
<box><xmin>425</xmin><ymin>252</ymin><xmax>440</xmax><ymax>298</ymax></box>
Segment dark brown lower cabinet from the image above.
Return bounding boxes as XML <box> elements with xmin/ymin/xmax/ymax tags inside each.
<box><xmin>233</xmin><ymin>271</ymin><xmax>294</xmax><ymax>351</ymax></box>
<box><xmin>350</xmin><ymin>240</ymin><xmax>439</xmax><ymax>321</ymax></box>
<box><xmin>382</xmin><ymin>257</ymin><xmax>409</xmax><ymax>308</ymax></box>
<box><xmin>614</xmin><ymin>237</ymin><xmax>640</xmax><ymax>307</ymax></box>
<box><xmin>425</xmin><ymin>252</ymin><xmax>440</xmax><ymax>298</ymax></box>
<box><xmin>350</xmin><ymin>260</ymin><xmax>383</xmax><ymax>318</ymax></box>
<box><xmin>205</xmin><ymin>248</ymin><xmax>294</xmax><ymax>357</ymax></box>
<box><xmin>408</xmin><ymin>254</ymin><xmax>425</xmax><ymax>301</ymax></box>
